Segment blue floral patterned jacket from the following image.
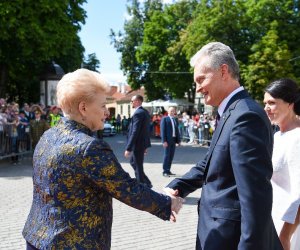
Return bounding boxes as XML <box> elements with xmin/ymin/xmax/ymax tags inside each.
<box><xmin>23</xmin><ymin>118</ymin><xmax>171</xmax><ymax>249</ymax></box>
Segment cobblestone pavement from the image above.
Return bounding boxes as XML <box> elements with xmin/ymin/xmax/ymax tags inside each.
<box><xmin>0</xmin><ymin>135</ymin><xmax>208</xmax><ymax>250</ymax></box>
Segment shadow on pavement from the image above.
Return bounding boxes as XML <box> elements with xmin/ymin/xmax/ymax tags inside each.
<box><xmin>105</xmin><ymin>135</ymin><xmax>208</xmax><ymax>165</ymax></box>
<box><xmin>0</xmin><ymin>134</ymin><xmax>208</xmax><ymax>178</ymax></box>
<box><xmin>0</xmin><ymin>157</ymin><xmax>33</xmax><ymax>178</ymax></box>
<box><xmin>184</xmin><ymin>196</ymin><xmax>199</xmax><ymax>206</ymax></box>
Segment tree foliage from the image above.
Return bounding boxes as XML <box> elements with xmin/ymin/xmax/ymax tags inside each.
<box><xmin>182</xmin><ymin>0</ymin><xmax>250</xmax><ymax>63</ymax></box>
<box><xmin>82</xmin><ymin>53</ymin><xmax>100</xmax><ymax>72</ymax></box>
<box><xmin>241</xmin><ymin>21</ymin><xmax>294</xmax><ymax>101</ymax></box>
<box><xmin>0</xmin><ymin>0</ymin><xmax>87</xmax><ymax>103</ymax></box>
<box><xmin>242</xmin><ymin>0</ymin><xmax>300</xmax><ymax>98</ymax></box>
<box><xmin>110</xmin><ymin>0</ymin><xmax>145</xmax><ymax>90</ymax></box>
<box><xmin>113</xmin><ymin>0</ymin><xmax>300</xmax><ymax>103</ymax></box>
<box><xmin>111</xmin><ymin>0</ymin><xmax>196</xmax><ymax>101</ymax></box>
<box><xmin>138</xmin><ymin>0</ymin><xmax>197</xmax><ymax>101</ymax></box>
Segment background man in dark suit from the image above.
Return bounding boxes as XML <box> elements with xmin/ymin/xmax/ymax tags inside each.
<box><xmin>124</xmin><ymin>95</ymin><xmax>152</xmax><ymax>188</ymax></box>
<box><xmin>165</xmin><ymin>42</ymin><xmax>283</xmax><ymax>250</ymax></box>
<box><xmin>160</xmin><ymin>106</ymin><xmax>181</xmax><ymax>177</ymax></box>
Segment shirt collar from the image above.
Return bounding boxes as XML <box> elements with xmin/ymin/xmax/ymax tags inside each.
<box><xmin>132</xmin><ymin>105</ymin><xmax>142</xmax><ymax>115</ymax></box>
<box><xmin>218</xmin><ymin>86</ymin><xmax>244</xmax><ymax>116</ymax></box>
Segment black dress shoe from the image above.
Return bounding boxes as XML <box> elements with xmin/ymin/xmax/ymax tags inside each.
<box><xmin>163</xmin><ymin>172</ymin><xmax>169</xmax><ymax>177</ymax></box>
<box><xmin>167</xmin><ymin>172</ymin><xmax>176</xmax><ymax>176</ymax></box>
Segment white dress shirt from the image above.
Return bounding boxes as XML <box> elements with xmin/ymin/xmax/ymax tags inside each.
<box><xmin>217</xmin><ymin>86</ymin><xmax>244</xmax><ymax>117</ymax></box>
<box><xmin>169</xmin><ymin>116</ymin><xmax>176</xmax><ymax>137</ymax></box>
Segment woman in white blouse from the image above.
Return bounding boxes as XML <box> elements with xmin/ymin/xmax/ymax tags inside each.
<box><xmin>264</xmin><ymin>78</ymin><xmax>300</xmax><ymax>250</ymax></box>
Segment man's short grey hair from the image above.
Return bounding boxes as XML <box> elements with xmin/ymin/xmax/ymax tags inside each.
<box><xmin>190</xmin><ymin>42</ymin><xmax>240</xmax><ymax>81</ymax></box>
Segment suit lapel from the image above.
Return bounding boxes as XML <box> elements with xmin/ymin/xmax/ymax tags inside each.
<box><xmin>204</xmin><ymin>90</ymin><xmax>250</xmax><ymax>169</ymax></box>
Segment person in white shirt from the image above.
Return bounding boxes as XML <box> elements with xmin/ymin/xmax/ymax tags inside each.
<box><xmin>264</xmin><ymin>78</ymin><xmax>300</xmax><ymax>250</ymax></box>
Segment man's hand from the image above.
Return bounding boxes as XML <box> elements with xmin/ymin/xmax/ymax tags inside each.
<box><xmin>164</xmin><ymin>187</ymin><xmax>179</xmax><ymax>197</ymax></box>
<box><xmin>164</xmin><ymin>188</ymin><xmax>183</xmax><ymax>222</ymax></box>
<box><xmin>124</xmin><ymin>150</ymin><xmax>131</xmax><ymax>158</ymax></box>
<box><xmin>163</xmin><ymin>142</ymin><xmax>168</xmax><ymax>148</ymax></box>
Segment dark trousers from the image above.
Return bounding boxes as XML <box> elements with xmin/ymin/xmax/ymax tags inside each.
<box><xmin>163</xmin><ymin>138</ymin><xmax>176</xmax><ymax>173</ymax></box>
<box><xmin>26</xmin><ymin>242</ymin><xmax>39</xmax><ymax>250</ymax></box>
<box><xmin>130</xmin><ymin>149</ymin><xmax>152</xmax><ymax>187</ymax></box>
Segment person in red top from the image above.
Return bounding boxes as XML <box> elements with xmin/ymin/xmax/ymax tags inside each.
<box><xmin>152</xmin><ymin>113</ymin><xmax>161</xmax><ymax>138</ymax></box>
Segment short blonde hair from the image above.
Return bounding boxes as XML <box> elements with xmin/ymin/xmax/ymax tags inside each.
<box><xmin>57</xmin><ymin>69</ymin><xmax>110</xmax><ymax>117</ymax></box>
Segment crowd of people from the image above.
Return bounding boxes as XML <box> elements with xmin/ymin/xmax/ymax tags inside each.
<box><xmin>0</xmin><ymin>99</ymin><xmax>63</xmax><ymax>162</ymax></box>
<box><xmin>111</xmin><ymin>109</ymin><xmax>216</xmax><ymax>145</ymax></box>
<box><xmin>0</xmin><ymin>95</ymin><xmax>214</xmax><ymax>165</ymax></box>
<box><xmin>152</xmin><ymin>111</ymin><xmax>217</xmax><ymax>145</ymax></box>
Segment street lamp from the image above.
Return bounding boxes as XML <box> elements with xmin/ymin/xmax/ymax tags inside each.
<box><xmin>40</xmin><ymin>61</ymin><xmax>64</xmax><ymax>107</ymax></box>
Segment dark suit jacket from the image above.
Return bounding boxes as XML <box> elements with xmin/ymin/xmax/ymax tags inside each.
<box><xmin>126</xmin><ymin>106</ymin><xmax>151</xmax><ymax>152</ymax></box>
<box><xmin>167</xmin><ymin>90</ymin><xmax>283</xmax><ymax>250</ymax></box>
<box><xmin>160</xmin><ymin>116</ymin><xmax>180</xmax><ymax>144</ymax></box>
<box><xmin>23</xmin><ymin>118</ymin><xmax>171</xmax><ymax>249</ymax></box>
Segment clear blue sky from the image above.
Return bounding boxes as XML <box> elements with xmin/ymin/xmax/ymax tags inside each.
<box><xmin>78</xmin><ymin>0</ymin><xmax>128</xmax><ymax>84</ymax></box>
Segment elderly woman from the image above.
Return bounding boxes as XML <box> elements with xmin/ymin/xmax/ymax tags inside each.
<box><xmin>23</xmin><ymin>69</ymin><xmax>183</xmax><ymax>250</ymax></box>
<box><xmin>264</xmin><ymin>78</ymin><xmax>300</xmax><ymax>250</ymax></box>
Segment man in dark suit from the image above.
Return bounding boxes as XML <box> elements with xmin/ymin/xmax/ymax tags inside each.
<box><xmin>124</xmin><ymin>95</ymin><xmax>152</xmax><ymax>188</ymax></box>
<box><xmin>165</xmin><ymin>42</ymin><xmax>283</xmax><ymax>250</ymax></box>
<box><xmin>160</xmin><ymin>106</ymin><xmax>181</xmax><ymax>177</ymax></box>
<box><xmin>22</xmin><ymin>103</ymin><xmax>35</xmax><ymax>121</ymax></box>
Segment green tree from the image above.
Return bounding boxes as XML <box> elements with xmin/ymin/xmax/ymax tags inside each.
<box><xmin>111</xmin><ymin>0</ymin><xmax>196</xmax><ymax>100</ymax></box>
<box><xmin>0</xmin><ymin>0</ymin><xmax>86</xmax><ymax>103</ymax></box>
<box><xmin>55</xmin><ymin>35</ymin><xmax>85</xmax><ymax>74</ymax></box>
<box><xmin>111</xmin><ymin>0</ymin><xmax>171</xmax><ymax>100</ymax></box>
<box><xmin>82</xmin><ymin>53</ymin><xmax>100</xmax><ymax>72</ymax></box>
<box><xmin>243</xmin><ymin>0</ymin><xmax>300</xmax><ymax>91</ymax></box>
<box><xmin>110</xmin><ymin>0</ymin><xmax>145</xmax><ymax>90</ymax></box>
<box><xmin>112</xmin><ymin>0</ymin><xmax>300</xmax><ymax>103</ymax></box>
<box><xmin>181</xmin><ymin>0</ymin><xmax>300</xmax><ymax>102</ymax></box>
<box><xmin>137</xmin><ymin>1</ymin><xmax>197</xmax><ymax>101</ymax></box>
<box><xmin>182</xmin><ymin>0</ymin><xmax>250</xmax><ymax>64</ymax></box>
<box><xmin>241</xmin><ymin>21</ymin><xmax>294</xmax><ymax>101</ymax></box>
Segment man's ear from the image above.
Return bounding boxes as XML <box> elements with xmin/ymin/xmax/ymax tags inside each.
<box><xmin>220</xmin><ymin>64</ymin><xmax>229</xmax><ymax>80</ymax></box>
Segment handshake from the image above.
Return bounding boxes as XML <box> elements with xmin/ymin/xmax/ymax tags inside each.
<box><xmin>164</xmin><ymin>187</ymin><xmax>184</xmax><ymax>222</ymax></box>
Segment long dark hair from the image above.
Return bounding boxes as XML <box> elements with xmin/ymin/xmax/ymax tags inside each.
<box><xmin>265</xmin><ymin>78</ymin><xmax>300</xmax><ymax>115</ymax></box>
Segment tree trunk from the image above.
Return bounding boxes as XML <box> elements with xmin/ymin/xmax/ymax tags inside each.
<box><xmin>0</xmin><ymin>63</ymin><xmax>8</xmax><ymax>98</ymax></box>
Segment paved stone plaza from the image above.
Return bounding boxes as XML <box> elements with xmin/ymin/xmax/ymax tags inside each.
<box><xmin>0</xmin><ymin>135</ymin><xmax>208</xmax><ymax>250</ymax></box>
